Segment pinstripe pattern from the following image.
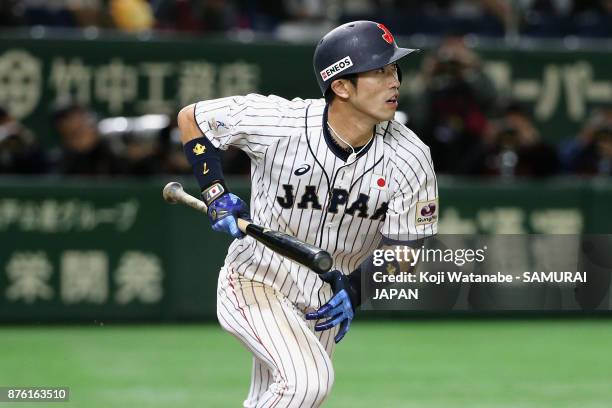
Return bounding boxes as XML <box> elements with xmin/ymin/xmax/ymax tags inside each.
<box><xmin>218</xmin><ymin>268</ymin><xmax>335</xmax><ymax>408</ymax></box>
<box><xmin>195</xmin><ymin>93</ymin><xmax>437</xmax><ymax>406</ymax></box>
<box><xmin>195</xmin><ymin>94</ymin><xmax>438</xmax><ymax>310</ymax></box>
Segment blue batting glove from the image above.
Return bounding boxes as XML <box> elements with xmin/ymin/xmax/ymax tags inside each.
<box><xmin>305</xmin><ymin>270</ymin><xmax>357</xmax><ymax>343</ymax></box>
<box><xmin>207</xmin><ymin>193</ymin><xmax>251</xmax><ymax>239</ymax></box>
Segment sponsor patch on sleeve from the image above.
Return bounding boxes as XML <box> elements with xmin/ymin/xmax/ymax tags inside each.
<box><xmin>415</xmin><ymin>198</ymin><xmax>438</xmax><ymax>226</ymax></box>
<box><xmin>195</xmin><ymin>101</ymin><xmax>234</xmax><ymax>139</ymax></box>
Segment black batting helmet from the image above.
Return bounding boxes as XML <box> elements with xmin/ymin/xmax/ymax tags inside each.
<box><xmin>313</xmin><ymin>21</ymin><xmax>418</xmax><ymax>95</ymax></box>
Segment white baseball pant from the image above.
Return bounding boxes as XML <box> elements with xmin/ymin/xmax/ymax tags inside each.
<box><xmin>217</xmin><ymin>268</ymin><xmax>337</xmax><ymax>407</ymax></box>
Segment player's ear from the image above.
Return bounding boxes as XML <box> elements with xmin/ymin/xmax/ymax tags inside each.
<box><xmin>330</xmin><ymin>78</ymin><xmax>352</xmax><ymax>100</ymax></box>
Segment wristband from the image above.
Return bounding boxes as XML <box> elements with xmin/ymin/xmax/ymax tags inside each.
<box><xmin>183</xmin><ymin>136</ymin><xmax>225</xmax><ymax>192</ymax></box>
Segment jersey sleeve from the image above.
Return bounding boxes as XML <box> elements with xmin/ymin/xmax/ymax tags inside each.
<box><xmin>193</xmin><ymin>94</ymin><xmax>305</xmax><ymax>161</ymax></box>
<box><xmin>381</xmin><ymin>145</ymin><xmax>438</xmax><ymax>243</ymax></box>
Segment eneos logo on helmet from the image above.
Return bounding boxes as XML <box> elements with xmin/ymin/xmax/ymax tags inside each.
<box><xmin>320</xmin><ymin>56</ymin><xmax>353</xmax><ymax>81</ymax></box>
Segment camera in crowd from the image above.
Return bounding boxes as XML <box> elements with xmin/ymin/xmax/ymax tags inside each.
<box><xmin>493</xmin><ymin>121</ymin><xmax>523</xmax><ymax>150</ymax></box>
<box><xmin>431</xmin><ymin>51</ymin><xmax>468</xmax><ymax>81</ymax></box>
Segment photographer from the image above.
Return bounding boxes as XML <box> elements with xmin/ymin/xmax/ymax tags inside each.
<box><xmin>478</xmin><ymin>102</ymin><xmax>559</xmax><ymax>177</ymax></box>
<box><xmin>98</xmin><ymin>114</ymin><xmax>175</xmax><ymax>176</ymax></box>
<box><xmin>560</xmin><ymin>106</ymin><xmax>612</xmax><ymax>176</ymax></box>
<box><xmin>49</xmin><ymin>102</ymin><xmax>124</xmax><ymax>176</ymax></box>
<box><xmin>409</xmin><ymin>36</ymin><xmax>497</xmax><ymax>174</ymax></box>
<box><xmin>0</xmin><ymin>106</ymin><xmax>47</xmax><ymax>174</ymax></box>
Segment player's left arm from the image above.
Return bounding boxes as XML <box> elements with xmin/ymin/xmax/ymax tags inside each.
<box><xmin>307</xmin><ymin>140</ymin><xmax>439</xmax><ymax>342</ymax></box>
<box><xmin>304</xmin><ymin>242</ymin><xmax>418</xmax><ymax>344</ymax></box>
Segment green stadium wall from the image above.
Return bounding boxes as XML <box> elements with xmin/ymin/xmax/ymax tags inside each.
<box><xmin>0</xmin><ymin>177</ymin><xmax>610</xmax><ymax>322</ymax></box>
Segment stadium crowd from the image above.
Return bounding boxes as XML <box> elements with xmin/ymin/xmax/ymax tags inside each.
<box><xmin>0</xmin><ymin>0</ymin><xmax>611</xmax><ymax>38</ymax></box>
<box><xmin>1</xmin><ymin>38</ymin><xmax>611</xmax><ymax>179</ymax></box>
<box><xmin>0</xmin><ymin>0</ymin><xmax>611</xmax><ymax>178</ymax></box>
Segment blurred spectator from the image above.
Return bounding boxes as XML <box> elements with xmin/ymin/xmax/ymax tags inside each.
<box><xmin>516</xmin><ymin>0</ymin><xmax>574</xmax><ymax>37</ymax></box>
<box><xmin>121</xmin><ymin>132</ymin><xmax>161</xmax><ymax>175</ymax></box>
<box><xmin>477</xmin><ymin>102</ymin><xmax>559</xmax><ymax>177</ymax></box>
<box><xmin>573</xmin><ymin>0</ymin><xmax>612</xmax><ymax>14</ymax></box>
<box><xmin>15</xmin><ymin>0</ymin><xmax>79</xmax><ymax>27</ymax></box>
<box><xmin>70</xmin><ymin>0</ymin><xmax>108</xmax><ymax>28</ymax></box>
<box><xmin>274</xmin><ymin>0</ymin><xmax>336</xmax><ymax>41</ymax></box>
<box><xmin>110</xmin><ymin>0</ymin><xmax>154</xmax><ymax>32</ymax></box>
<box><xmin>344</xmin><ymin>0</ymin><xmax>514</xmax><ymax>37</ymax></box>
<box><xmin>572</xmin><ymin>0</ymin><xmax>612</xmax><ymax>37</ymax></box>
<box><xmin>408</xmin><ymin>36</ymin><xmax>497</xmax><ymax>174</ymax></box>
<box><xmin>427</xmin><ymin>0</ymin><xmax>515</xmax><ymax>33</ymax></box>
<box><xmin>49</xmin><ymin>102</ymin><xmax>124</xmax><ymax>176</ymax></box>
<box><xmin>2</xmin><ymin>0</ymin><xmax>610</xmax><ymax>38</ymax></box>
<box><xmin>0</xmin><ymin>106</ymin><xmax>47</xmax><ymax>174</ymax></box>
<box><xmin>517</xmin><ymin>0</ymin><xmax>612</xmax><ymax>37</ymax></box>
<box><xmin>0</xmin><ymin>0</ymin><xmax>24</xmax><ymax>26</ymax></box>
<box><xmin>9</xmin><ymin>0</ymin><xmax>109</xmax><ymax>29</ymax></box>
<box><xmin>241</xmin><ymin>0</ymin><xmax>290</xmax><ymax>32</ymax></box>
<box><xmin>153</xmin><ymin>0</ymin><xmax>238</xmax><ymax>33</ymax></box>
<box><xmin>517</xmin><ymin>0</ymin><xmax>574</xmax><ymax>18</ymax></box>
<box><xmin>97</xmin><ymin>112</ymin><xmax>235</xmax><ymax>176</ymax></box>
<box><xmin>559</xmin><ymin>106</ymin><xmax>612</xmax><ymax>176</ymax></box>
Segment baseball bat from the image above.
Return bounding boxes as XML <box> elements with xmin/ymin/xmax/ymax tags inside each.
<box><xmin>162</xmin><ymin>182</ymin><xmax>333</xmax><ymax>274</ymax></box>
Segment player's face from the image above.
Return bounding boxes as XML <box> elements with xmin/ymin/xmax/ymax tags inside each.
<box><xmin>349</xmin><ymin>63</ymin><xmax>400</xmax><ymax>122</ymax></box>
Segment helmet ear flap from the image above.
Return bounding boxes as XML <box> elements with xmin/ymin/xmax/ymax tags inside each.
<box><xmin>397</xmin><ymin>64</ymin><xmax>403</xmax><ymax>84</ymax></box>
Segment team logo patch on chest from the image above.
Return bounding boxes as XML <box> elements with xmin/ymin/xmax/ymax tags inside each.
<box><xmin>415</xmin><ymin>199</ymin><xmax>438</xmax><ymax>225</ymax></box>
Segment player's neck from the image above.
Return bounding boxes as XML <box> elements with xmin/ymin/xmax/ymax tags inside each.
<box><xmin>327</xmin><ymin>102</ymin><xmax>376</xmax><ymax>149</ymax></box>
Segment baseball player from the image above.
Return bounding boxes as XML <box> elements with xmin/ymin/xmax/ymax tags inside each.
<box><xmin>177</xmin><ymin>21</ymin><xmax>438</xmax><ymax>407</ymax></box>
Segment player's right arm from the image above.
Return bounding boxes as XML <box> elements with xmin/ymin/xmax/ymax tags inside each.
<box><xmin>178</xmin><ymin>95</ymin><xmax>308</xmax><ymax>237</ymax></box>
<box><xmin>177</xmin><ymin>103</ymin><xmax>250</xmax><ymax>238</ymax></box>
<box><xmin>177</xmin><ymin>104</ymin><xmax>202</xmax><ymax>143</ymax></box>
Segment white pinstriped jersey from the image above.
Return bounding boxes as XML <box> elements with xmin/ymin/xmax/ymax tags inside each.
<box><xmin>195</xmin><ymin>94</ymin><xmax>438</xmax><ymax>310</ymax></box>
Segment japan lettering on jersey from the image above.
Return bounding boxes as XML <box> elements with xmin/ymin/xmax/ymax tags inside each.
<box><xmin>195</xmin><ymin>94</ymin><xmax>438</xmax><ymax>310</ymax></box>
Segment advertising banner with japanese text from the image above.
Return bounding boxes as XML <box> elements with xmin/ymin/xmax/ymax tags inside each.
<box><xmin>0</xmin><ymin>34</ymin><xmax>610</xmax><ymax>147</ymax></box>
<box><xmin>1</xmin><ymin>178</ymin><xmax>611</xmax><ymax>322</ymax></box>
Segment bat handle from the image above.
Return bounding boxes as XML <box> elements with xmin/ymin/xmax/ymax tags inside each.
<box><xmin>164</xmin><ymin>181</ymin><xmax>250</xmax><ymax>233</ymax></box>
<box><xmin>236</xmin><ymin>218</ymin><xmax>250</xmax><ymax>234</ymax></box>
<box><xmin>163</xmin><ymin>181</ymin><xmax>332</xmax><ymax>274</ymax></box>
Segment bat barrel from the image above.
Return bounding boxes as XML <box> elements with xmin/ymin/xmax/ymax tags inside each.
<box><xmin>312</xmin><ymin>252</ymin><xmax>333</xmax><ymax>274</ymax></box>
<box><xmin>245</xmin><ymin>224</ymin><xmax>333</xmax><ymax>274</ymax></box>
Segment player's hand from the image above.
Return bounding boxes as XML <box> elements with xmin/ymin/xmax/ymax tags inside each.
<box><xmin>207</xmin><ymin>193</ymin><xmax>251</xmax><ymax>239</ymax></box>
<box><xmin>305</xmin><ymin>270</ymin><xmax>358</xmax><ymax>343</ymax></box>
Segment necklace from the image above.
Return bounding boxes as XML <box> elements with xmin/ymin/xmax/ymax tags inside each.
<box><xmin>327</xmin><ymin>121</ymin><xmax>374</xmax><ymax>164</ymax></box>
